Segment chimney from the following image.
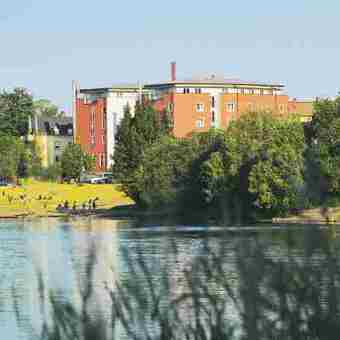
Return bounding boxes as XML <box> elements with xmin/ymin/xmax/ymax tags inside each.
<box><xmin>171</xmin><ymin>61</ymin><xmax>176</xmax><ymax>81</ymax></box>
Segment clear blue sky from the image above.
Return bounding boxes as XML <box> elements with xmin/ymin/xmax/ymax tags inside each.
<box><xmin>1</xmin><ymin>0</ymin><xmax>340</xmax><ymax>112</ymax></box>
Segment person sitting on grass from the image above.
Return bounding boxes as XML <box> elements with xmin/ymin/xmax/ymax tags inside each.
<box><xmin>64</xmin><ymin>200</ymin><xmax>69</xmax><ymax>210</ymax></box>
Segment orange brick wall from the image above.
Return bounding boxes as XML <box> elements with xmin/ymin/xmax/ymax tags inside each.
<box><xmin>220</xmin><ymin>94</ymin><xmax>289</xmax><ymax>125</ymax></box>
<box><xmin>154</xmin><ymin>92</ymin><xmax>290</xmax><ymax>138</ymax></box>
<box><xmin>288</xmin><ymin>100</ymin><xmax>314</xmax><ymax>121</ymax></box>
<box><xmin>173</xmin><ymin>93</ymin><xmax>212</xmax><ymax>137</ymax></box>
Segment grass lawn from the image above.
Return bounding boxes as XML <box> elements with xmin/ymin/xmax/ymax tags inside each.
<box><xmin>0</xmin><ymin>179</ymin><xmax>133</xmax><ymax>217</ymax></box>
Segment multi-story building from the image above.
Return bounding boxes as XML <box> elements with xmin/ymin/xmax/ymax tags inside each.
<box><xmin>28</xmin><ymin>115</ymin><xmax>73</xmax><ymax>168</ymax></box>
<box><xmin>74</xmin><ymin>63</ymin><xmax>314</xmax><ymax>171</ymax></box>
<box><xmin>146</xmin><ymin>62</ymin><xmax>290</xmax><ymax>137</ymax></box>
<box><xmin>74</xmin><ymin>84</ymin><xmax>144</xmax><ymax>171</ymax></box>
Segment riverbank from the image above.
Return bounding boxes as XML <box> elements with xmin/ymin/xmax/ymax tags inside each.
<box><xmin>272</xmin><ymin>206</ymin><xmax>340</xmax><ymax>224</ymax></box>
<box><xmin>0</xmin><ymin>180</ymin><xmax>132</xmax><ymax>218</ymax></box>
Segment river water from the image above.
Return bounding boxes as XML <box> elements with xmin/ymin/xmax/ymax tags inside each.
<box><xmin>0</xmin><ymin>217</ymin><xmax>340</xmax><ymax>339</ymax></box>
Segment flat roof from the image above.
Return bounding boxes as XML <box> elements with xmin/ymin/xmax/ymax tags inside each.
<box><xmin>80</xmin><ymin>84</ymin><xmax>141</xmax><ymax>94</ymax></box>
<box><xmin>79</xmin><ymin>77</ymin><xmax>285</xmax><ymax>94</ymax></box>
<box><xmin>144</xmin><ymin>77</ymin><xmax>285</xmax><ymax>89</ymax></box>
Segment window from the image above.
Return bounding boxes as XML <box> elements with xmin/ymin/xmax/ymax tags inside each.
<box><xmin>212</xmin><ymin>111</ymin><xmax>215</xmax><ymax>122</ymax></box>
<box><xmin>167</xmin><ymin>103</ymin><xmax>174</xmax><ymax>113</ymax></box>
<box><xmin>98</xmin><ymin>153</ymin><xmax>105</xmax><ymax>169</ymax></box>
<box><xmin>279</xmin><ymin>104</ymin><xmax>286</xmax><ymax>113</ymax></box>
<box><xmin>196</xmin><ymin>103</ymin><xmax>204</xmax><ymax>112</ymax></box>
<box><xmin>243</xmin><ymin>88</ymin><xmax>252</xmax><ymax>95</ymax></box>
<box><xmin>226</xmin><ymin>102</ymin><xmax>236</xmax><ymax>113</ymax></box>
<box><xmin>196</xmin><ymin>119</ymin><xmax>204</xmax><ymax>128</ymax></box>
<box><xmin>194</xmin><ymin>88</ymin><xmax>202</xmax><ymax>94</ymax></box>
<box><xmin>247</xmin><ymin>102</ymin><xmax>255</xmax><ymax>111</ymax></box>
<box><xmin>102</xmin><ymin>112</ymin><xmax>106</xmax><ymax>129</ymax></box>
<box><xmin>253</xmin><ymin>89</ymin><xmax>261</xmax><ymax>95</ymax></box>
<box><xmin>211</xmin><ymin>96</ymin><xmax>215</xmax><ymax>108</ymax></box>
<box><xmin>101</xmin><ymin>135</ymin><xmax>105</xmax><ymax>144</ymax></box>
<box><xmin>183</xmin><ymin>88</ymin><xmax>190</xmax><ymax>94</ymax></box>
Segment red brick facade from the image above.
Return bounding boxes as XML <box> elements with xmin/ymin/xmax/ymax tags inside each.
<box><xmin>76</xmin><ymin>97</ymin><xmax>107</xmax><ymax>172</ymax></box>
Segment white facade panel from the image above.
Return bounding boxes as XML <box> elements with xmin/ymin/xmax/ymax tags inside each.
<box><xmin>106</xmin><ymin>92</ymin><xmax>139</xmax><ymax>168</ymax></box>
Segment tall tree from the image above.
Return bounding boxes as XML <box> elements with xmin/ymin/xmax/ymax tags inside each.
<box><xmin>303</xmin><ymin>97</ymin><xmax>340</xmax><ymax>202</ymax></box>
<box><xmin>0</xmin><ymin>136</ymin><xmax>23</xmax><ymax>180</ymax></box>
<box><xmin>112</xmin><ymin>102</ymin><xmax>171</xmax><ymax>202</ymax></box>
<box><xmin>0</xmin><ymin>88</ymin><xmax>34</xmax><ymax>136</ymax></box>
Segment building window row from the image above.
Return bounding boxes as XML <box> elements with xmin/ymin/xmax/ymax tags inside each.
<box><xmin>178</xmin><ymin>87</ymin><xmax>279</xmax><ymax>96</ymax></box>
<box><xmin>223</xmin><ymin>88</ymin><xmax>276</xmax><ymax>95</ymax></box>
<box><xmin>224</xmin><ymin>102</ymin><xmax>287</xmax><ymax>113</ymax></box>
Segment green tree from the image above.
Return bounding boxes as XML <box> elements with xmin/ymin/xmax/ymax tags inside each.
<box><xmin>113</xmin><ymin>102</ymin><xmax>171</xmax><ymax>203</ymax></box>
<box><xmin>133</xmin><ymin>136</ymin><xmax>198</xmax><ymax>208</ymax></box>
<box><xmin>0</xmin><ymin>136</ymin><xmax>23</xmax><ymax>180</ymax></box>
<box><xmin>306</xmin><ymin>97</ymin><xmax>340</xmax><ymax>196</ymax></box>
<box><xmin>200</xmin><ymin>112</ymin><xmax>306</xmax><ymax>218</ymax></box>
<box><xmin>60</xmin><ymin>144</ymin><xmax>95</xmax><ymax>182</ymax></box>
<box><xmin>33</xmin><ymin>99</ymin><xmax>61</xmax><ymax>117</ymax></box>
<box><xmin>0</xmin><ymin>88</ymin><xmax>34</xmax><ymax>136</ymax></box>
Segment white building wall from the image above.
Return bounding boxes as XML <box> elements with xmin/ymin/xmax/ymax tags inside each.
<box><xmin>106</xmin><ymin>92</ymin><xmax>139</xmax><ymax>169</ymax></box>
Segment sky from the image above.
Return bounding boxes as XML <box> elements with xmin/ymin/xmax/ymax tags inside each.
<box><xmin>1</xmin><ymin>0</ymin><xmax>340</xmax><ymax>113</ymax></box>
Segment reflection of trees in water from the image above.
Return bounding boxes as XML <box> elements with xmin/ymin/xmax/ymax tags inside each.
<box><xmin>13</xmin><ymin>225</ymin><xmax>340</xmax><ymax>339</ymax></box>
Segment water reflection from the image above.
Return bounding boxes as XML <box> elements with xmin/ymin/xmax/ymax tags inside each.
<box><xmin>1</xmin><ymin>219</ymin><xmax>340</xmax><ymax>339</ymax></box>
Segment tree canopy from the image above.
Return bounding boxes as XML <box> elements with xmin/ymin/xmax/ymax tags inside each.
<box><xmin>60</xmin><ymin>144</ymin><xmax>95</xmax><ymax>182</ymax></box>
<box><xmin>34</xmin><ymin>99</ymin><xmax>63</xmax><ymax>117</ymax></box>
<box><xmin>112</xmin><ymin>101</ymin><xmax>172</xmax><ymax>203</ymax></box>
<box><xmin>306</xmin><ymin>97</ymin><xmax>340</xmax><ymax>196</ymax></box>
<box><xmin>0</xmin><ymin>88</ymin><xmax>34</xmax><ymax>136</ymax></box>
